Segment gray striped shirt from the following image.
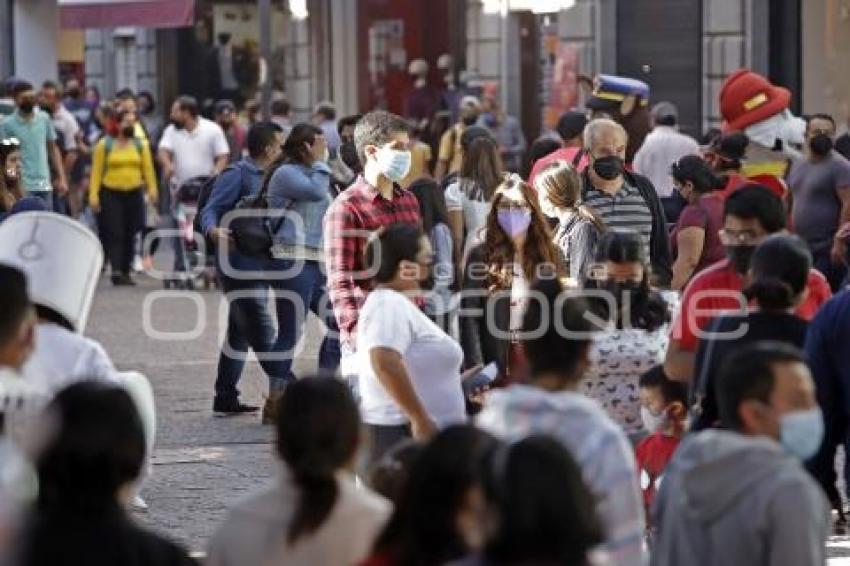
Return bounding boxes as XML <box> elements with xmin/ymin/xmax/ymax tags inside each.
<box><xmin>584</xmin><ymin>182</ymin><xmax>652</xmax><ymax>258</ymax></box>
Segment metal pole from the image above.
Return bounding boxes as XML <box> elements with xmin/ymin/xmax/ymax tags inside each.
<box><xmin>259</xmin><ymin>0</ymin><xmax>272</xmax><ymax>120</ymax></box>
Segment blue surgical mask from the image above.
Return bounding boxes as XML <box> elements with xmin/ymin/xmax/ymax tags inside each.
<box><xmin>780</xmin><ymin>407</ymin><xmax>824</xmax><ymax>461</ymax></box>
<box><xmin>377</xmin><ymin>147</ymin><xmax>412</xmax><ymax>183</ymax></box>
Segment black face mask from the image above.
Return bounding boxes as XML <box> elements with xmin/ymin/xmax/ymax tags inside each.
<box><xmin>725</xmin><ymin>244</ymin><xmax>756</xmax><ymax>274</ymax></box>
<box><xmin>121</xmin><ymin>125</ymin><xmax>135</xmax><ymax>138</ymax></box>
<box><xmin>592</xmin><ymin>155</ymin><xmax>624</xmax><ymax>181</ymax></box>
<box><xmin>809</xmin><ymin>133</ymin><xmax>833</xmax><ymax>157</ymax></box>
<box><xmin>18</xmin><ymin>101</ymin><xmax>34</xmax><ymax>114</ymax></box>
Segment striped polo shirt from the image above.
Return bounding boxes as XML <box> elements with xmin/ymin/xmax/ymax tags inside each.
<box><xmin>584</xmin><ymin>181</ymin><xmax>652</xmax><ymax>258</ymax></box>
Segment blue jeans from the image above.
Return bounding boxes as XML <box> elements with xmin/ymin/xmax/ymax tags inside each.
<box><xmin>270</xmin><ymin>259</ymin><xmax>341</xmax><ymax>382</ymax></box>
<box><xmin>26</xmin><ymin>190</ymin><xmax>53</xmax><ymax>210</ymax></box>
<box><xmin>215</xmin><ymin>272</ymin><xmax>287</xmax><ymax>401</ymax></box>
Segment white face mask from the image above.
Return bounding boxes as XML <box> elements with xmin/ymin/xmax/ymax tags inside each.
<box><xmin>376</xmin><ymin>147</ymin><xmax>412</xmax><ymax>183</ymax></box>
<box><xmin>641</xmin><ymin>406</ymin><xmax>667</xmax><ymax>434</ymax></box>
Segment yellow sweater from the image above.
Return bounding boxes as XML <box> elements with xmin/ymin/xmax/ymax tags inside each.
<box><xmin>89</xmin><ymin>137</ymin><xmax>158</xmax><ymax>208</ymax></box>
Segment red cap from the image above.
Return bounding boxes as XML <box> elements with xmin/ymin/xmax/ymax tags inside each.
<box><xmin>720</xmin><ymin>69</ymin><xmax>790</xmax><ymax>132</ymax></box>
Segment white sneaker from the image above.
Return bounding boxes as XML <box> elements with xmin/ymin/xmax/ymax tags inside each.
<box><xmin>131</xmin><ymin>494</ymin><xmax>149</xmax><ymax>511</ymax></box>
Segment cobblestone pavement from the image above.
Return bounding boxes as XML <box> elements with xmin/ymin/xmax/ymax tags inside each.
<box><xmin>86</xmin><ymin>271</ymin><xmax>850</xmax><ymax>561</ymax></box>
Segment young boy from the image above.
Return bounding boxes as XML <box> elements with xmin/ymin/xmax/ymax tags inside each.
<box><xmin>636</xmin><ymin>365</ymin><xmax>687</xmax><ymax>520</ymax></box>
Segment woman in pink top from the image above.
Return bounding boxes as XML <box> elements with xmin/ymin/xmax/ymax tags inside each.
<box><xmin>669</xmin><ymin>155</ymin><xmax>726</xmax><ymax>290</ymax></box>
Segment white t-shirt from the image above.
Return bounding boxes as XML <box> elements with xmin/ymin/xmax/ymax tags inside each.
<box><xmin>159</xmin><ymin>117</ymin><xmax>230</xmax><ymax>186</ymax></box>
<box><xmin>356</xmin><ymin>288</ymin><xmax>466</xmax><ymax>427</ymax></box>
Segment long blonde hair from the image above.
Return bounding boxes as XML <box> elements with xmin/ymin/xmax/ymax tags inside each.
<box><xmin>532</xmin><ymin>160</ymin><xmax>604</xmax><ymax>230</ymax></box>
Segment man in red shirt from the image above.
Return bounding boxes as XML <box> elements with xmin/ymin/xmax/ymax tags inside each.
<box><xmin>324</xmin><ymin>111</ymin><xmax>422</xmax><ymax>381</ymax></box>
<box><xmin>528</xmin><ymin>110</ymin><xmax>589</xmax><ymax>185</ymax></box>
<box><xmin>665</xmin><ymin>184</ymin><xmax>831</xmax><ymax>382</ymax></box>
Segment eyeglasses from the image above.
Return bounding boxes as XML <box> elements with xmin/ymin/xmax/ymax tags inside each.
<box><xmin>718</xmin><ymin>228</ymin><xmax>763</xmax><ymax>245</ymax></box>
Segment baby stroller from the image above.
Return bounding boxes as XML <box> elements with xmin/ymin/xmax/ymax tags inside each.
<box><xmin>165</xmin><ymin>175</ymin><xmax>217</xmax><ymax>290</ymax></box>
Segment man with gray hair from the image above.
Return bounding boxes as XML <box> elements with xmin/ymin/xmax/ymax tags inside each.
<box><xmin>633</xmin><ymin>101</ymin><xmax>700</xmax><ymax>221</ymax></box>
<box><xmin>582</xmin><ymin>118</ymin><xmax>672</xmax><ymax>285</ymax></box>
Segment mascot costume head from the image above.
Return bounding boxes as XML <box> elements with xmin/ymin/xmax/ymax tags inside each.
<box><xmin>719</xmin><ymin>69</ymin><xmax>806</xmax><ymax>179</ymax></box>
<box><xmin>580</xmin><ymin>74</ymin><xmax>651</xmax><ymax>164</ymax></box>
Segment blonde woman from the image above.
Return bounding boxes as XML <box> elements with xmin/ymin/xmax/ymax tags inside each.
<box><xmin>533</xmin><ymin>160</ymin><xmax>605</xmax><ymax>282</ymax></box>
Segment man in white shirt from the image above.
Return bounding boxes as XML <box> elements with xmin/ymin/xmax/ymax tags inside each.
<box><xmin>633</xmin><ymin>101</ymin><xmax>700</xmax><ymax>221</ymax></box>
<box><xmin>158</xmin><ymin>95</ymin><xmax>230</xmax><ymax>189</ymax></box>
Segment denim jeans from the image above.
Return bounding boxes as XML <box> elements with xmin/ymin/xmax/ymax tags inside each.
<box><xmin>215</xmin><ymin>272</ymin><xmax>286</xmax><ymax>401</ymax></box>
<box><xmin>270</xmin><ymin>259</ymin><xmax>341</xmax><ymax>383</ymax></box>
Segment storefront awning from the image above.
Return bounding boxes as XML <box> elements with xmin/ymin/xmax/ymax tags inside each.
<box><xmin>59</xmin><ymin>0</ymin><xmax>195</xmax><ymax>29</ymax></box>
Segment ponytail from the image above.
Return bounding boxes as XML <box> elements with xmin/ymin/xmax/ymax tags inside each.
<box><xmin>744</xmin><ymin>278</ymin><xmax>796</xmax><ymax>311</ymax></box>
<box><xmin>275</xmin><ymin>377</ymin><xmax>360</xmax><ymax>545</ymax></box>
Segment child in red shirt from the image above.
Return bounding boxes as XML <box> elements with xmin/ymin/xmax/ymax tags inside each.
<box><xmin>636</xmin><ymin>365</ymin><xmax>688</xmax><ymax>528</ymax></box>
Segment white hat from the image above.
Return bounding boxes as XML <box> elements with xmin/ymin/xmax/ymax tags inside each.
<box><xmin>0</xmin><ymin>212</ymin><xmax>103</xmax><ymax>332</ymax></box>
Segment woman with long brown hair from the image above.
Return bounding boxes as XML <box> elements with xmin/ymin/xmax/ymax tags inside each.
<box><xmin>533</xmin><ymin>159</ymin><xmax>605</xmax><ymax>283</ymax></box>
<box><xmin>459</xmin><ymin>174</ymin><xmax>562</xmax><ymax>385</ymax></box>
<box><xmin>444</xmin><ymin>134</ymin><xmax>504</xmax><ymax>271</ymax></box>
<box><xmin>0</xmin><ymin>136</ymin><xmax>23</xmax><ymax>213</ymax></box>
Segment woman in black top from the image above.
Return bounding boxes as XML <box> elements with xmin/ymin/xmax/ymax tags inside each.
<box><xmin>14</xmin><ymin>382</ymin><xmax>196</xmax><ymax>566</ymax></box>
<box><xmin>691</xmin><ymin>234</ymin><xmax>812</xmax><ymax>431</ymax></box>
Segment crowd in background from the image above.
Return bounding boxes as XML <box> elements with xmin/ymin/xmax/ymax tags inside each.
<box><xmin>1</xmin><ymin>64</ymin><xmax>850</xmax><ymax>566</ymax></box>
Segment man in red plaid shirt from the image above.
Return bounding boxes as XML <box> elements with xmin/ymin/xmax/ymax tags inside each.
<box><xmin>324</xmin><ymin>110</ymin><xmax>421</xmax><ymax>379</ymax></box>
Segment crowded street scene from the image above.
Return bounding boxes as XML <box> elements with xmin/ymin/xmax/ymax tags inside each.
<box><xmin>4</xmin><ymin>0</ymin><xmax>850</xmax><ymax>564</ymax></box>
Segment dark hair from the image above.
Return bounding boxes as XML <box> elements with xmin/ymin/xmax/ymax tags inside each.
<box><xmin>484</xmin><ymin>436</ymin><xmax>603</xmax><ymax>565</ymax></box>
<box><xmin>806</xmin><ymin>113</ymin><xmax>836</xmax><ymax>129</ymax></box>
<box><xmin>246</xmin><ymin>121</ymin><xmax>283</xmax><ymax>159</ymax></box>
<box><xmin>115</xmin><ymin>87</ymin><xmax>135</xmax><ymax>101</ymax></box>
<box><xmin>365</xmin><ymin>223</ymin><xmax>425</xmax><ymax>284</ymax></box>
<box><xmin>12</xmin><ymin>81</ymin><xmax>33</xmax><ymax>98</ymax></box>
<box><xmin>271</xmin><ymin>99</ymin><xmax>291</xmax><ymax>116</ymax></box>
<box><xmin>639</xmin><ymin>364</ymin><xmax>687</xmax><ymax>406</ymax></box>
<box><xmin>314</xmin><ymin>102</ymin><xmax>337</xmax><ymax>121</ymax></box>
<box><xmin>354</xmin><ymin>110</ymin><xmax>411</xmax><ymax>166</ymax></box>
<box><xmin>41</xmin><ymin>80</ymin><xmax>60</xmax><ymax>95</ymax></box>
<box><xmin>175</xmin><ymin>95</ymin><xmax>199</xmax><ymax>118</ymax></box>
<box><xmin>276</xmin><ymin>377</ymin><xmax>360</xmax><ymax>544</ymax></box>
<box><xmin>367</xmin><ymin>440</ymin><xmax>424</xmax><ymax>504</ymax></box>
<box><xmin>724</xmin><ymin>184</ymin><xmax>786</xmax><ymax>233</ymax></box>
<box><xmin>37</xmin><ymin>381</ymin><xmax>146</xmax><ymax>512</ymax></box>
<box><xmin>589</xmin><ymin>231</ymin><xmax>670</xmax><ymax>332</ymax></box>
<box><xmin>717</xmin><ymin>341</ymin><xmax>805</xmax><ymax>430</ymax></box>
<box><xmin>0</xmin><ymin>264</ymin><xmax>33</xmax><ymax>346</ymax></box>
<box><xmin>525</xmin><ymin>136</ymin><xmax>561</xmax><ymax>174</ymax></box>
<box><xmin>555</xmin><ymin>111</ymin><xmax>588</xmax><ymax>142</ymax></box>
<box><xmin>710</xmin><ymin>132</ymin><xmax>748</xmax><ymax>171</ymax></box>
<box><xmin>523</xmin><ymin>277</ymin><xmax>595</xmax><ymax>381</ymax></box>
<box><xmin>374</xmin><ymin>426</ymin><xmax>499</xmax><ymax>566</ymax></box>
<box><xmin>670</xmin><ymin>154</ymin><xmax>725</xmax><ymax>193</ymax></box>
<box><xmin>459</xmin><ymin>136</ymin><xmax>503</xmax><ymax>202</ymax></box>
<box><xmin>281</xmin><ymin>123</ymin><xmax>323</xmax><ymax>165</ymax></box>
<box><xmin>410</xmin><ymin>178</ymin><xmax>449</xmax><ymax>234</ymax></box>
<box><xmin>137</xmin><ymin>91</ymin><xmax>155</xmax><ymax>112</ymax></box>
<box><xmin>744</xmin><ymin>234</ymin><xmax>812</xmax><ymax>311</ymax></box>
<box><xmin>337</xmin><ymin>114</ymin><xmax>362</xmax><ymax>135</ymax></box>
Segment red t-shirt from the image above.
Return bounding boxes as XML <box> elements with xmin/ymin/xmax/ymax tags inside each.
<box><xmin>636</xmin><ymin>432</ymin><xmax>681</xmax><ymax>512</ymax></box>
<box><xmin>670</xmin><ymin>258</ymin><xmax>832</xmax><ymax>351</ymax></box>
<box><xmin>671</xmin><ymin>194</ymin><xmax>726</xmax><ymax>276</ymax></box>
<box><xmin>528</xmin><ymin>147</ymin><xmax>589</xmax><ymax>185</ymax></box>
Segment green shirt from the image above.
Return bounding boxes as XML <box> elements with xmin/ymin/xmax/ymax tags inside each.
<box><xmin>0</xmin><ymin>110</ymin><xmax>57</xmax><ymax>192</ymax></box>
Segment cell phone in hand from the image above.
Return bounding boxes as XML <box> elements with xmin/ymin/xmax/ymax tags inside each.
<box><xmin>462</xmin><ymin>362</ymin><xmax>499</xmax><ymax>397</ymax></box>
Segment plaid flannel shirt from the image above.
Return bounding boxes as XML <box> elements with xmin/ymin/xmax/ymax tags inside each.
<box><xmin>324</xmin><ymin>176</ymin><xmax>421</xmax><ymax>348</ymax></box>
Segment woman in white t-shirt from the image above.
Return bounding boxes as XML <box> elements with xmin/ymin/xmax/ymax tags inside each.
<box><xmin>444</xmin><ymin>136</ymin><xmax>504</xmax><ymax>273</ymax></box>
<box><xmin>357</xmin><ymin>224</ymin><xmax>468</xmax><ymax>467</ymax></box>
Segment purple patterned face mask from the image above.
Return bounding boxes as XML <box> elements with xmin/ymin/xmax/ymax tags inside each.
<box><xmin>497</xmin><ymin>209</ymin><xmax>532</xmax><ymax>237</ymax></box>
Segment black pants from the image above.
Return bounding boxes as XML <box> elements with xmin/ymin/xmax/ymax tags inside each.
<box><xmin>100</xmin><ymin>187</ymin><xmax>145</xmax><ymax>276</ymax></box>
